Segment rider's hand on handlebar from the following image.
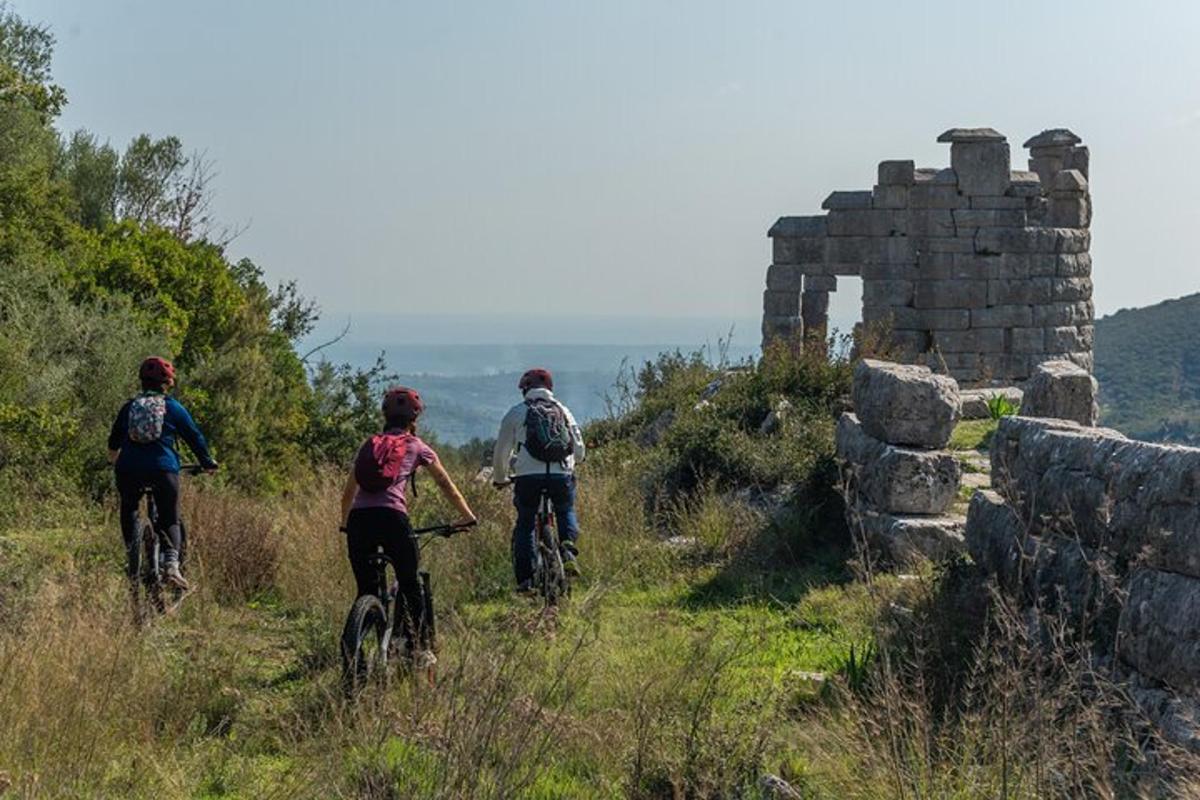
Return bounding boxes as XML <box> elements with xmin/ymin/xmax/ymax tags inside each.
<box><xmin>454</xmin><ymin>514</ymin><xmax>478</xmax><ymax>530</ymax></box>
<box><xmin>203</xmin><ymin>460</ymin><xmax>220</xmax><ymax>473</ymax></box>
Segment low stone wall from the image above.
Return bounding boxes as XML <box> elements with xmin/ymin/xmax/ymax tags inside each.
<box><xmin>969</xmin><ymin>415</ymin><xmax>1200</xmax><ymax>747</ymax></box>
<box><xmin>838</xmin><ymin>359</ymin><xmax>966</xmax><ymax>563</ymax></box>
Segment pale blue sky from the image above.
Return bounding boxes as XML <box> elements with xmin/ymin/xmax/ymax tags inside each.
<box><xmin>23</xmin><ymin>0</ymin><xmax>1200</xmax><ymax>327</ymax></box>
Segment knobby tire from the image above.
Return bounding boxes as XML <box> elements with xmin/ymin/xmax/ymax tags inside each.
<box><xmin>340</xmin><ymin>594</ymin><xmax>389</xmax><ymax>696</ymax></box>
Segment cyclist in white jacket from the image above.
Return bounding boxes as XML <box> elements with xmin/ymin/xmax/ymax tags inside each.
<box><xmin>492</xmin><ymin>368</ymin><xmax>586</xmax><ymax>590</ymax></box>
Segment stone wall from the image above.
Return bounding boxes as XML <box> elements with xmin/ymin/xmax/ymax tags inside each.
<box><xmin>970</xmin><ymin>415</ymin><xmax>1200</xmax><ymax>748</ymax></box>
<box><xmin>764</xmin><ymin>127</ymin><xmax>1094</xmax><ymax>386</ymax></box>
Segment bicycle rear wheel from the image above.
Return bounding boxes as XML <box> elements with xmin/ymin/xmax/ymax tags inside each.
<box><xmin>340</xmin><ymin>595</ymin><xmax>390</xmax><ymax>696</ymax></box>
<box><xmin>141</xmin><ymin>521</ymin><xmax>165</xmax><ymax>614</ymax></box>
<box><xmin>537</xmin><ymin>523</ymin><xmax>566</xmax><ymax>607</ymax></box>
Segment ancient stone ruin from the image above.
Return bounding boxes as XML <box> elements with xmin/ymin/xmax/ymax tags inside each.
<box><xmin>764</xmin><ymin>127</ymin><xmax>1094</xmax><ymax>386</ymax></box>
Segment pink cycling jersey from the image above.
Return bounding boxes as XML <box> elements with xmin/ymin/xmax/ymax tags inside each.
<box><xmin>350</xmin><ymin>433</ymin><xmax>437</xmax><ymax>516</ymax></box>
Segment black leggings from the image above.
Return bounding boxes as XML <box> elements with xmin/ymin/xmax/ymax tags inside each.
<box><xmin>116</xmin><ymin>470</ymin><xmax>182</xmax><ymax>579</ymax></box>
<box><xmin>345</xmin><ymin>507</ymin><xmax>424</xmax><ymax>650</ymax></box>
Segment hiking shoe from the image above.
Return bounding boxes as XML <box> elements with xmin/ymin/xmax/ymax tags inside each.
<box><xmin>411</xmin><ymin>649</ymin><xmax>438</xmax><ymax>670</ymax></box>
<box><xmin>516</xmin><ymin>579</ymin><xmax>536</xmax><ymax>595</ymax></box>
<box><xmin>164</xmin><ymin>563</ymin><xmax>190</xmax><ymax>591</ymax></box>
<box><xmin>562</xmin><ymin>554</ymin><xmax>582</xmax><ymax>579</ymax></box>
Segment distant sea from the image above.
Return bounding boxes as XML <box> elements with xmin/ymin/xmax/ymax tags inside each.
<box><xmin>300</xmin><ymin>313</ymin><xmax>762</xmax><ymax>443</ymax></box>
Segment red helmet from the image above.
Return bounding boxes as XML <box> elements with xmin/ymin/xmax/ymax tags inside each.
<box><xmin>139</xmin><ymin>357</ymin><xmax>175</xmax><ymax>386</ymax></box>
<box><xmin>518</xmin><ymin>368</ymin><xmax>553</xmax><ymax>393</ymax></box>
<box><xmin>382</xmin><ymin>386</ymin><xmax>424</xmax><ymax>422</ymax></box>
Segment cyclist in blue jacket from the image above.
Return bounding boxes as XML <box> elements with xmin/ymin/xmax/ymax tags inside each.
<box><xmin>107</xmin><ymin>357</ymin><xmax>218</xmax><ymax>590</ymax></box>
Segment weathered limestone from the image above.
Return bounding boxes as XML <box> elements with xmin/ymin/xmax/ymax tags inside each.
<box><xmin>852</xmin><ymin>359</ymin><xmax>961</xmax><ymax>448</ymax></box>
<box><xmin>836</xmin><ymin>414</ymin><xmax>962</xmax><ymax>514</ymax></box>
<box><xmin>1021</xmin><ymin>359</ymin><xmax>1098</xmax><ymax>425</ymax></box>
<box><xmin>763</xmin><ymin>126</ymin><xmax>1095</xmax><ymax>388</ymax></box>
<box><xmin>965</xmin><ymin>414</ymin><xmax>1200</xmax><ymax>750</ymax></box>
<box><xmin>840</xmin><ymin>360</ymin><xmax>966</xmax><ymax>565</ymax></box>
<box><xmin>959</xmin><ymin>386</ymin><xmax>1023</xmax><ymax>419</ymax></box>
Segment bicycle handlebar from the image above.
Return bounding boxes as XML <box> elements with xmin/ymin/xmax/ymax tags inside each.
<box><xmin>336</xmin><ymin>521</ymin><xmax>477</xmax><ymax>537</ymax></box>
<box><xmin>179</xmin><ymin>464</ymin><xmax>216</xmax><ymax>476</ymax></box>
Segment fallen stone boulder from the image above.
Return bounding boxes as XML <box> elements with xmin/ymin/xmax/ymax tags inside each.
<box><xmin>837</xmin><ymin>414</ymin><xmax>961</xmax><ymax>514</ymax></box>
<box><xmin>851</xmin><ymin>359</ymin><xmax>961</xmax><ymax>448</ymax></box>
<box><xmin>1021</xmin><ymin>359</ymin><xmax>1098</xmax><ymax>426</ymax></box>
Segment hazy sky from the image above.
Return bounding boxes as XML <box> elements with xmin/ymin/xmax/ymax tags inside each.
<box><xmin>25</xmin><ymin>0</ymin><xmax>1200</xmax><ymax>325</ymax></box>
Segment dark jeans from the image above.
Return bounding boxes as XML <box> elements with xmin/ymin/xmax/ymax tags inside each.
<box><xmin>116</xmin><ymin>469</ymin><xmax>181</xmax><ymax>579</ymax></box>
<box><xmin>345</xmin><ymin>507</ymin><xmax>424</xmax><ymax>651</ymax></box>
<box><xmin>512</xmin><ymin>474</ymin><xmax>579</xmax><ymax>584</ymax></box>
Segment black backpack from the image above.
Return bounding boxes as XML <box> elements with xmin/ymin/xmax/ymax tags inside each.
<box><xmin>523</xmin><ymin>398</ymin><xmax>573</xmax><ymax>464</ymax></box>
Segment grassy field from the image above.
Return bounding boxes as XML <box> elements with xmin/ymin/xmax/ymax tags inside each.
<box><xmin>4</xmin><ymin>416</ymin><xmax>1196</xmax><ymax>798</ymax></box>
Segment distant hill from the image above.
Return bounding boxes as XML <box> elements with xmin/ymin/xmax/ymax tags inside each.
<box><xmin>1094</xmin><ymin>293</ymin><xmax>1200</xmax><ymax>443</ymax></box>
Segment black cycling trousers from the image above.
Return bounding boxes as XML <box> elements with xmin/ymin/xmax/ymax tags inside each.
<box><xmin>116</xmin><ymin>470</ymin><xmax>182</xmax><ymax>578</ymax></box>
<box><xmin>345</xmin><ymin>507</ymin><xmax>424</xmax><ymax>650</ymax></box>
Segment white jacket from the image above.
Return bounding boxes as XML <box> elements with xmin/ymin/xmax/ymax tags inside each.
<box><xmin>491</xmin><ymin>388</ymin><xmax>586</xmax><ymax>480</ymax></box>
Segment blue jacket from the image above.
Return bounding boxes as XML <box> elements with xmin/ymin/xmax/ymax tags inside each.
<box><xmin>108</xmin><ymin>394</ymin><xmax>216</xmax><ymax>474</ymax></box>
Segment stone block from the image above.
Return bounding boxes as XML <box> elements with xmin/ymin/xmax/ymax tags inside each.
<box><xmin>908</xmin><ymin>209</ymin><xmax>956</xmax><ymax>237</ymax></box>
<box><xmin>1066</xmin><ymin>350</ymin><xmax>1094</xmax><ymax>372</ymax></box>
<box><xmin>1056</xmin><ymin>254</ymin><xmax>1092</xmax><ymax>277</ymax></box>
<box><xmin>975</xmin><ymin>227</ymin><xmax>1060</xmax><ymax>255</ymax></box>
<box><xmin>826</xmin><ymin>236</ymin><xmax>915</xmax><ymax>265</ymax></box>
<box><xmin>851</xmin><ymin>507</ymin><xmax>967</xmax><ymax>564</ymax></box>
<box><xmin>899</xmin><ymin>307</ymin><xmax>972</xmax><ymax>331</ymax></box>
<box><xmin>1055</xmin><ymin>229</ymin><xmax>1090</xmax><ymax>254</ymax></box>
<box><xmin>762</xmin><ymin>315</ymin><xmax>801</xmax><ymax>343</ymax></box>
<box><xmin>763</xmin><ymin>290</ymin><xmax>799</xmax><ymax>317</ymax></box>
<box><xmin>766</xmin><ymin>263</ymin><xmax>804</xmax><ymax>291</ymax></box>
<box><xmin>801</xmin><ymin>290</ymin><xmax>830</xmax><ymax>328</ymax></box>
<box><xmin>988</xmin><ymin>277</ymin><xmax>1052</xmax><ymax>306</ymax></box>
<box><xmin>861</xmin><ymin>263</ymin><xmax>919</xmax><ymax>281</ymax></box>
<box><xmin>1006</xmin><ymin>171</ymin><xmax>1042</xmax><ymax>197</ymax></box>
<box><xmin>803</xmin><ymin>274</ymin><xmax>837</xmax><ymax>292</ymax></box>
<box><xmin>1032</xmin><ymin>301</ymin><xmax>1093</xmax><ymax>327</ymax></box>
<box><xmin>769</xmin><ymin>216</ymin><xmax>827</xmax><ymax>238</ymax></box>
<box><xmin>951</xmin><ymin>140</ymin><xmax>1012</xmax><ymax>196</ymax></box>
<box><xmin>1027</xmin><ymin>254</ymin><xmax>1059</xmax><ymax>277</ymax></box>
<box><xmin>1051</xmin><ymin>277</ymin><xmax>1092</xmax><ymax>302</ymax></box>
<box><xmin>970</xmin><ymin>195</ymin><xmax>1028</xmax><ymax>210</ymax></box>
<box><xmin>837</xmin><ymin>414</ymin><xmax>962</xmax><ymax>514</ymax></box>
<box><xmin>997</xmin><ymin>254</ymin><xmax>1031</xmax><ymax>279</ymax></box>
<box><xmin>913</xmin><ymin>167</ymin><xmax>939</xmax><ymax>183</ymax></box>
<box><xmin>1065</xmin><ymin>146</ymin><xmax>1089</xmax><ymax>178</ymax></box>
<box><xmin>1052</xmin><ymin>169</ymin><xmax>1088</xmax><ymax>193</ymax></box>
<box><xmin>919</xmin><ymin>252</ymin><xmax>996</xmax><ymax>280</ymax></box>
<box><xmin>825</xmin><ymin>261</ymin><xmax>862</xmax><ymax>277</ymax></box>
<box><xmin>932</xmin><ymin>327</ymin><xmax>1005</xmax><ymax>354</ymax></box>
<box><xmin>980</xmin><ymin>353</ymin><xmax>1032</xmax><ymax>381</ymax></box>
<box><xmin>919</xmin><ymin>237</ymin><xmax>975</xmax><ymax>254</ymax></box>
<box><xmin>872</xmin><ymin>184</ymin><xmax>909</xmax><ymax>210</ymax></box>
<box><xmin>915</xmin><ymin>279</ymin><xmax>987</xmax><ymax>309</ymax></box>
<box><xmin>1022</xmin><ymin>359</ymin><xmax>1098</xmax><ymax>425</ymax></box>
<box><xmin>1049</xmin><ymin>195</ymin><xmax>1091</xmax><ymax>228</ymax></box>
<box><xmin>1120</xmin><ymin>569</ymin><xmax>1200</xmax><ymax>693</ymax></box>
<box><xmin>878</xmin><ymin>160</ymin><xmax>916</xmax><ymax>186</ymax></box>
<box><xmin>952</xmin><ymin>208</ymin><xmax>1027</xmax><ymax>228</ymax></box>
<box><xmin>822</xmin><ymin>190</ymin><xmax>873</xmax><ymax>210</ymax></box>
<box><xmin>909</xmin><ymin>184</ymin><xmax>968</xmax><ymax>210</ymax></box>
<box><xmin>827</xmin><ymin>209</ymin><xmax>905</xmax><ymax>237</ymax></box>
<box><xmin>862</xmin><ymin>279</ymin><xmax>914</xmax><ymax>307</ymax></box>
<box><xmin>1010</xmin><ymin>327</ymin><xmax>1045</xmax><ymax>354</ymax></box>
<box><xmin>1023</xmin><ymin>129</ymin><xmax>1082</xmax><ymax>149</ymax></box>
<box><xmin>1045</xmin><ymin>325</ymin><xmax>1093</xmax><ymax>352</ymax></box>
<box><xmin>1028</xmin><ymin>156</ymin><xmax>1064</xmax><ymax>189</ymax></box>
<box><xmin>772</xmin><ymin>236</ymin><xmax>826</xmax><ymax>265</ymax></box>
<box><xmin>971</xmin><ymin>305</ymin><xmax>1033</xmax><ymax>328</ymax></box>
<box><xmin>851</xmin><ymin>359</ymin><xmax>962</xmax><ymax>448</ymax></box>
<box><xmin>937</xmin><ymin>127</ymin><xmax>1006</xmax><ymax>143</ymax></box>
<box><xmin>887</xmin><ymin>330</ymin><xmax>931</xmax><ymax>358</ymax></box>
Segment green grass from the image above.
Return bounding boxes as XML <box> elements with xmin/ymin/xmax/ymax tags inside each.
<box><xmin>948</xmin><ymin>419</ymin><xmax>998</xmax><ymax>452</ymax></box>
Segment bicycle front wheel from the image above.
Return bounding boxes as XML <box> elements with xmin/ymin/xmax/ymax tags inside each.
<box><xmin>537</xmin><ymin>525</ymin><xmax>566</xmax><ymax>607</ymax></box>
<box><xmin>340</xmin><ymin>595</ymin><xmax>389</xmax><ymax>696</ymax></box>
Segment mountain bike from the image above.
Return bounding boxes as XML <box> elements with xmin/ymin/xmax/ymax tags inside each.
<box><xmin>132</xmin><ymin>464</ymin><xmax>207</xmax><ymax>619</ymax></box>
<box><xmin>532</xmin><ymin>485</ymin><xmax>570</xmax><ymax>607</ymax></box>
<box><xmin>339</xmin><ymin>521</ymin><xmax>474</xmax><ymax>696</ymax></box>
<box><xmin>498</xmin><ymin>480</ymin><xmax>570</xmax><ymax>608</ymax></box>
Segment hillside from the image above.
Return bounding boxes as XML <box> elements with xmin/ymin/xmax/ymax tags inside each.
<box><xmin>1094</xmin><ymin>293</ymin><xmax>1200</xmax><ymax>442</ymax></box>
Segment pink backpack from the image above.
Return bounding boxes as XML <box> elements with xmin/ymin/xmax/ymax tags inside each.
<box><xmin>353</xmin><ymin>433</ymin><xmax>412</xmax><ymax>493</ymax></box>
